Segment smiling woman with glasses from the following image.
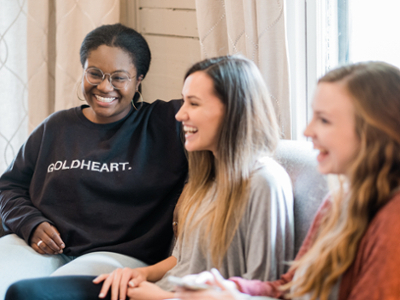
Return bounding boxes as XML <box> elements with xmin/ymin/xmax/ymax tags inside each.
<box><xmin>0</xmin><ymin>23</ymin><xmax>188</xmax><ymax>299</ymax></box>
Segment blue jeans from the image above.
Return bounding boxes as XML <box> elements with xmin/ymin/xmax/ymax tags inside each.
<box><xmin>5</xmin><ymin>276</ymin><xmax>107</xmax><ymax>300</ymax></box>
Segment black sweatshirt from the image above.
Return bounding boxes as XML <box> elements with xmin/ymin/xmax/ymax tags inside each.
<box><xmin>0</xmin><ymin>100</ymin><xmax>188</xmax><ymax>265</ymax></box>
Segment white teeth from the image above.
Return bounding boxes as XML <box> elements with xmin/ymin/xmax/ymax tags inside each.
<box><xmin>95</xmin><ymin>95</ymin><xmax>116</xmax><ymax>103</ymax></box>
<box><xmin>316</xmin><ymin>148</ymin><xmax>328</xmax><ymax>154</ymax></box>
<box><xmin>313</xmin><ymin>145</ymin><xmax>328</xmax><ymax>154</ymax></box>
<box><xmin>183</xmin><ymin>125</ymin><xmax>198</xmax><ymax>133</ymax></box>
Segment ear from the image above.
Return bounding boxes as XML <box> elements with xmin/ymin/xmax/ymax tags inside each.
<box><xmin>136</xmin><ymin>75</ymin><xmax>144</xmax><ymax>90</ymax></box>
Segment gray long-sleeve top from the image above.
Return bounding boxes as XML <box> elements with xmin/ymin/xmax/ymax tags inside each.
<box><xmin>157</xmin><ymin>156</ymin><xmax>294</xmax><ymax>291</ymax></box>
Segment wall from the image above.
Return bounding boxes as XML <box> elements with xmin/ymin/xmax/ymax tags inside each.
<box><xmin>132</xmin><ymin>0</ymin><xmax>201</xmax><ymax>102</ymax></box>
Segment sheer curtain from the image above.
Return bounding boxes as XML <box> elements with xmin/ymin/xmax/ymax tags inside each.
<box><xmin>0</xmin><ymin>0</ymin><xmax>28</xmax><ymax>173</ymax></box>
<box><xmin>0</xmin><ymin>0</ymin><xmax>123</xmax><ymax>174</ymax></box>
<box><xmin>195</xmin><ymin>0</ymin><xmax>291</xmax><ymax>138</ymax></box>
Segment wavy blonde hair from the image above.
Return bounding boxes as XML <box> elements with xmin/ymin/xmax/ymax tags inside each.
<box><xmin>177</xmin><ymin>56</ymin><xmax>279</xmax><ymax>268</ymax></box>
<box><xmin>286</xmin><ymin>62</ymin><xmax>400</xmax><ymax>300</ymax></box>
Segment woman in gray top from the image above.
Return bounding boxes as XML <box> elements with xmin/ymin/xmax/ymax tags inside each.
<box><xmin>94</xmin><ymin>55</ymin><xmax>294</xmax><ymax>300</ymax></box>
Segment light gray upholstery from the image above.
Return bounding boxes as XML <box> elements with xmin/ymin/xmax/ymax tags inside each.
<box><xmin>275</xmin><ymin>140</ymin><xmax>328</xmax><ymax>255</ymax></box>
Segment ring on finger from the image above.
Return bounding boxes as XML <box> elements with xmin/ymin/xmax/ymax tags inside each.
<box><xmin>37</xmin><ymin>240</ymin><xmax>43</xmax><ymax>247</ymax></box>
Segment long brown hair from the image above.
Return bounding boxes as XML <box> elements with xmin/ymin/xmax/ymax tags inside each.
<box><xmin>177</xmin><ymin>56</ymin><xmax>279</xmax><ymax>267</ymax></box>
<box><xmin>287</xmin><ymin>62</ymin><xmax>400</xmax><ymax>300</ymax></box>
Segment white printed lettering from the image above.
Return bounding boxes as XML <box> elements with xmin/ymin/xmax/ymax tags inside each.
<box><xmin>100</xmin><ymin>163</ymin><xmax>110</xmax><ymax>172</ymax></box>
<box><xmin>71</xmin><ymin>160</ymin><xmax>80</xmax><ymax>169</ymax></box>
<box><xmin>120</xmin><ymin>162</ymin><xmax>129</xmax><ymax>171</ymax></box>
<box><xmin>47</xmin><ymin>164</ymin><xmax>54</xmax><ymax>172</ymax></box>
<box><xmin>110</xmin><ymin>163</ymin><xmax>119</xmax><ymax>172</ymax></box>
<box><xmin>62</xmin><ymin>160</ymin><xmax>70</xmax><ymax>170</ymax></box>
<box><xmin>81</xmin><ymin>160</ymin><xmax>91</xmax><ymax>170</ymax></box>
<box><xmin>54</xmin><ymin>161</ymin><xmax>63</xmax><ymax>171</ymax></box>
<box><xmin>47</xmin><ymin>160</ymin><xmax>131</xmax><ymax>172</ymax></box>
<box><xmin>91</xmin><ymin>162</ymin><xmax>100</xmax><ymax>171</ymax></box>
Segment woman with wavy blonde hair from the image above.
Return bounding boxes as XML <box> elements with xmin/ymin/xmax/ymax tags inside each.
<box><xmin>5</xmin><ymin>55</ymin><xmax>294</xmax><ymax>300</ymax></box>
<box><xmin>177</xmin><ymin>61</ymin><xmax>400</xmax><ymax>300</ymax></box>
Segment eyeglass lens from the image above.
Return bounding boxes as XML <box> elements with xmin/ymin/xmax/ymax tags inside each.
<box><xmin>85</xmin><ymin>68</ymin><xmax>131</xmax><ymax>89</ymax></box>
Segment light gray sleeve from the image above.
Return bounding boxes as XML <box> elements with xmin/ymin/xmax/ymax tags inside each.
<box><xmin>171</xmin><ymin>238</ymin><xmax>180</xmax><ymax>259</ymax></box>
<box><xmin>241</xmin><ymin>159</ymin><xmax>294</xmax><ymax>281</ymax></box>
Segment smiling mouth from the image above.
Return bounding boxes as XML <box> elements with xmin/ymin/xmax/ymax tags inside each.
<box><xmin>95</xmin><ymin>95</ymin><xmax>117</xmax><ymax>103</ymax></box>
<box><xmin>315</xmin><ymin>147</ymin><xmax>329</xmax><ymax>163</ymax></box>
<box><xmin>183</xmin><ymin>125</ymin><xmax>198</xmax><ymax>136</ymax></box>
<box><xmin>318</xmin><ymin>149</ymin><xmax>328</xmax><ymax>155</ymax></box>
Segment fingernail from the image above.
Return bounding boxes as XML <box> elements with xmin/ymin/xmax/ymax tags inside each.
<box><xmin>61</xmin><ymin>244</ymin><xmax>65</xmax><ymax>248</ymax></box>
<box><xmin>129</xmin><ymin>281</ymin><xmax>134</xmax><ymax>287</ymax></box>
<box><xmin>99</xmin><ymin>293</ymin><xmax>104</xmax><ymax>298</ymax></box>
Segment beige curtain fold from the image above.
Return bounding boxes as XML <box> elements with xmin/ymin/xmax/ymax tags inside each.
<box><xmin>27</xmin><ymin>0</ymin><xmax>121</xmax><ymax>132</ymax></box>
<box><xmin>195</xmin><ymin>0</ymin><xmax>291</xmax><ymax>138</ymax></box>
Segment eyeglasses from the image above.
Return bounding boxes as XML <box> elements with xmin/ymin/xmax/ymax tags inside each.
<box><xmin>84</xmin><ymin>67</ymin><xmax>135</xmax><ymax>90</ymax></box>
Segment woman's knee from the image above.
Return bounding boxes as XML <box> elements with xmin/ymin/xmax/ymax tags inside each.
<box><xmin>6</xmin><ymin>276</ymin><xmax>107</xmax><ymax>300</ymax></box>
<box><xmin>5</xmin><ymin>279</ymin><xmax>36</xmax><ymax>300</ymax></box>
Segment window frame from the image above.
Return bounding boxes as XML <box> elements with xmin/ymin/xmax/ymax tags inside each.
<box><xmin>285</xmin><ymin>0</ymin><xmax>340</xmax><ymax>140</ymax></box>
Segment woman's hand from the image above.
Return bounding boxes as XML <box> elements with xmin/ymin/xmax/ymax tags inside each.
<box><xmin>94</xmin><ymin>267</ymin><xmax>149</xmax><ymax>300</ymax></box>
<box><xmin>176</xmin><ymin>288</ymin><xmax>239</xmax><ymax>300</ymax></box>
<box><xmin>175</xmin><ymin>269</ymin><xmax>241</xmax><ymax>300</ymax></box>
<box><xmin>30</xmin><ymin>222</ymin><xmax>65</xmax><ymax>255</ymax></box>
<box><xmin>127</xmin><ymin>281</ymin><xmax>174</xmax><ymax>300</ymax></box>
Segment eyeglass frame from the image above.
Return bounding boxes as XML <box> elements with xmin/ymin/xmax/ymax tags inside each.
<box><xmin>84</xmin><ymin>67</ymin><xmax>136</xmax><ymax>90</ymax></box>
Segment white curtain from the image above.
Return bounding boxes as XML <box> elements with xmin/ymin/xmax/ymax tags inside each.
<box><xmin>195</xmin><ymin>0</ymin><xmax>291</xmax><ymax>138</ymax></box>
<box><xmin>0</xmin><ymin>0</ymin><xmax>28</xmax><ymax>173</ymax></box>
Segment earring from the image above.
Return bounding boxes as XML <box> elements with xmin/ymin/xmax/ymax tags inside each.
<box><xmin>132</xmin><ymin>90</ymin><xmax>144</xmax><ymax>111</ymax></box>
<box><xmin>77</xmin><ymin>94</ymin><xmax>86</xmax><ymax>102</ymax></box>
<box><xmin>76</xmin><ymin>77</ymin><xmax>86</xmax><ymax>102</ymax></box>
<box><xmin>131</xmin><ymin>99</ymin><xmax>138</xmax><ymax>111</ymax></box>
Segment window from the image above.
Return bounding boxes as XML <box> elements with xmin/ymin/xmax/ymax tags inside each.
<box><xmin>286</xmin><ymin>0</ymin><xmax>400</xmax><ymax>140</ymax></box>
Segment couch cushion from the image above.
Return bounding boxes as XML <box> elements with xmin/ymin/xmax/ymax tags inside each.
<box><xmin>275</xmin><ymin>140</ymin><xmax>328</xmax><ymax>255</ymax></box>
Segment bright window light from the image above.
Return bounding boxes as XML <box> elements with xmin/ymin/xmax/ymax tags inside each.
<box><xmin>348</xmin><ymin>0</ymin><xmax>400</xmax><ymax>67</ymax></box>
